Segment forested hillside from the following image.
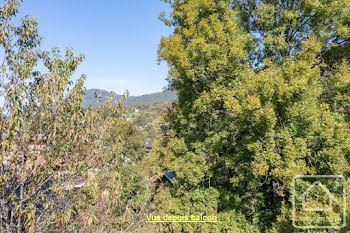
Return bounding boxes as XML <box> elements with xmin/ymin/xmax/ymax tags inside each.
<box><xmin>82</xmin><ymin>89</ymin><xmax>177</xmax><ymax>107</ymax></box>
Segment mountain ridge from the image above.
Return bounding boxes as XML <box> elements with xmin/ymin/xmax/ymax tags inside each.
<box><xmin>83</xmin><ymin>89</ymin><xmax>177</xmax><ymax>107</ymax></box>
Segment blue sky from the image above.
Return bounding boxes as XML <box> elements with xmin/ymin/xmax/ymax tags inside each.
<box><xmin>19</xmin><ymin>0</ymin><xmax>172</xmax><ymax>96</ymax></box>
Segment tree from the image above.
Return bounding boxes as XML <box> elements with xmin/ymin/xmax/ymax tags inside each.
<box><xmin>236</xmin><ymin>0</ymin><xmax>349</xmax><ymax>66</ymax></box>
<box><xmin>0</xmin><ymin>1</ymin><xmax>124</xmax><ymax>232</ymax></box>
<box><xmin>154</xmin><ymin>0</ymin><xmax>350</xmax><ymax>231</ymax></box>
<box><xmin>108</xmin><ymin>120</ymin><xmax>145</xmax><ymax>161</ymax></box>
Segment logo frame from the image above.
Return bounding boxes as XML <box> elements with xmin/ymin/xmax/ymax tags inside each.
<box><xmin>292</xmin><ymin>175</ymin><xmax>346</xmax><ymax>229</ymax></box>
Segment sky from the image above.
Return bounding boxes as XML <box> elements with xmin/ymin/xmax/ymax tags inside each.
<box><xmin>18</xmin><ymin>0</ymin><xmax>173</xmax><ymax>96</ymax></box>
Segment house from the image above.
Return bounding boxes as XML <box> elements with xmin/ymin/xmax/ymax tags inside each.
<box><xmin>301</xmin><ymin>181</ymin><xmax>339</xmax><ymax>212</ymax></box>
<box><xmin>163</xmin><ymin>171</ymin><xmax>175</xmax><ymax>184</ymax></box>
<box><xmin>151</xmin><ymin>171</ymin><xmax>176</xmax><ymax>190</ymax></box>
<box><xmin>2</xmin><ymin>134</ymin><xmax>47</xmax><ymax>168</ymax></box>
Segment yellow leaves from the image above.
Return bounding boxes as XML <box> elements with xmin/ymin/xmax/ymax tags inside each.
<box><xmin>229</xmin><ymin>176</ymin><xmax>239</xmax><ymax>186</ymax></box>
<box><xmin>251</xmin><ymin>161</ymin><xmax>269</xmax><ymax>176</ymax></box>
<box><xmin>332</xmin><ymin>59</ymin><xmax>350</xmax><ymax>88</ymax></box>
<box><xmin>188</xmin><ymin>37</ymin><xmax>207</xmax><ymax>51</ymax></box>
<box><xmin>282</xmin><ymin>9</ymin><xmax>298</xmax><ymax>20</ymax></box>
<box><xmin>255</xmin><ymin>3</ymin><xmax>275</xmax><ymax>27</ymax></box>
<box><xmin>183</xmin><ymin>24</ymin><xmax>197</xmax><ymax>38</ymax></box>
<box><xmin>159</xmin><ymin>0</ymin><xmax>251</xmax><ymax>78</ymax></box>
<box><xmin>335</xmin><ymin>24</ymin><xmax>350</xmax><ymax>38</ymax></box>
<box><xmin>193</xmin><ymin>91</ymin><xmax>210</xmax><ymax>112</ymax></box>
<box><xmin>271</xmin><ymin>55</ymin><xmax>321</xmax><ymax>103</ymax></box>
<box><xmin>159</xmin><ymin>35</ymin><xmax>191</xmax><ymax>69</ymax></box>
<box><xmin>305</xmin><ymin>0</ymin><xmax>323</xmax><ymax>9</ymax></box>
<box><xmin>211</xmin><ymin>86</ymin><xmax>223</xmax><ymax>102</ymax></box>
<box><xmin>224</xmin><ymin>92</ymin><xmax>241</xmax><ymax>114</ymax></box>
<box><xmin>225</xmin><ymin>76</ymin><xmax>266</xmax><ymax>114</ymax></box>
<box><xmin>300</xmin><ymin>33</ymin><xmax>322</xmax><ymax>54</ymax></box>
<box><xmin>247</xmin><ymin>95</ymin><xmax>261</xmax><ymax>111</ymax></box>
<box><xmin>229</xmin><ymin>35</ymin><xmax>250</xmax><ymax>59</ymax></box>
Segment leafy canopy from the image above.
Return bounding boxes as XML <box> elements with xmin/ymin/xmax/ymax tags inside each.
<box><xmin>153</xmin><ymin>0</ymin><xmax>350</xmax><ymax>232</ymax></box>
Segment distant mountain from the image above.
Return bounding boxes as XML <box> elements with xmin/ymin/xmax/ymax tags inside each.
<box><xmin>83</xmin><ymin>89</ymin><xmax>177</xmax><ymax>107</ymax></box>
<box><xmin>124</xmin><ymin>90</ymin><xmax>177</xmax><ymax>106</ymax></box>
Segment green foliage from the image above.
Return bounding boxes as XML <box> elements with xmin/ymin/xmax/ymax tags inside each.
<box><xmin>153</xmin><ymin>0</ymin><xmax>350</xmax><ymax>232</ymax></box>
<box><xmin>3</xmin><ymin>0</ymin><xmax>350</xmax><ymax>232</ymax></box>
<box><xmin>130</xmin><ymin>103</ymin><xmax>170</xmax><ymax>141</ymax></box>
<box><xmin>107</xmin><ymin>120</ymin><xmax>144</xmax><ymax>161</ymax></box>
